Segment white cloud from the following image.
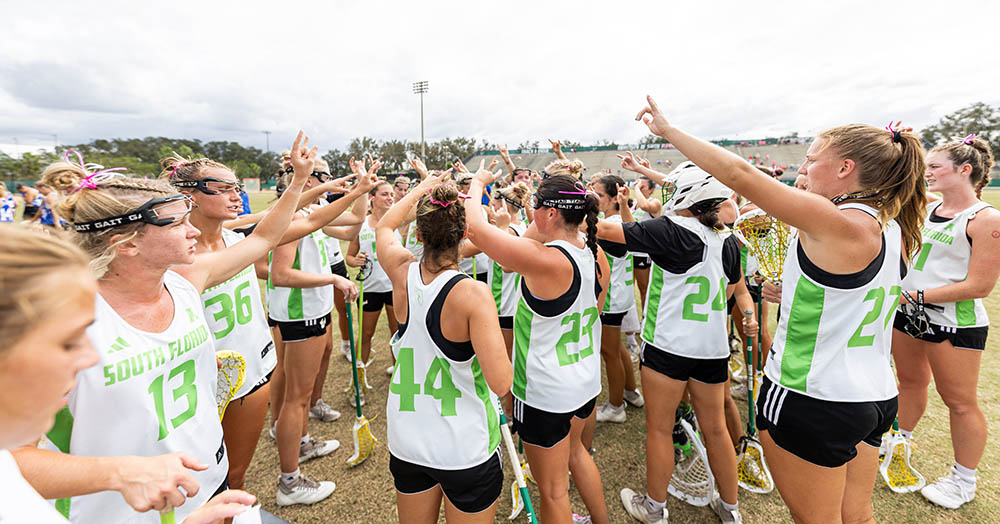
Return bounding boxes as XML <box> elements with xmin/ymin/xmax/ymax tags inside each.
<box><xmin>1</xmin><ymin>0</ymin><xmax>997</xmax><ymax>153</ymax></box>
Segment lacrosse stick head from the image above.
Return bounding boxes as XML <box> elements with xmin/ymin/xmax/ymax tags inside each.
<box><xmin>733</xmin><ymin>208</ymin><xmax>791</xmax><ymax>284</ymax></box>
<box><xmin>737</xmin><ymin>436</ymin><xmax>774</xmax><ymax>493</ymax></box>
<box><xmin>347</xmin><ymin>415</ymin><xmax>378</xmax><ymax>467</ymax></box>
<box><xmin>509</xmin><ymin>481</ymin><xmax>524</xmax><ymax>520</ymax></box>
<box><xmin>356</xmin><ymin>257</ymin><xmax>373</xmax><ymax>282</ymax></box>
<box><xmin>729</xmin><ymin>352</ymin><xmax>746</xmax><ymax>384</ymax></box>
<box><xmin>879</xmin><ymin>431</ymin><xmax>925</xmax><ymax>493</ymax></box>
<box><xmin>668</xmin><ymin>419</ymin><xmax>715</xmax><ymax>507</ymax></box>
<box><xmin>215</xmin><ymin>351</ymin><xmax>247</xmax><ymax>420</ymax></box>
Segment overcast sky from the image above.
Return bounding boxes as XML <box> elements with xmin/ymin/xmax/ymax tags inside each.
<box><xmin>2</xmin><ymin>0</ymin><xmax>998</xmax><ymax>156</ymax></box>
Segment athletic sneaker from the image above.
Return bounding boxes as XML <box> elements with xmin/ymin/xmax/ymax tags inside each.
<box><xmin>626</xmin><ymin>338</ymin><xmax>640</xmax><ymax>363</ymax></box>
<box><xmin>709</xmin><ymin>495</ymin><xmax>743</xmax><ymax>523</ymax></box>
<box><xmin>386</xmin><ymin>364</ymin><xmax>395</xmax><ymax>376</ymax></box>
<box><xmin>572</xmin><ymin>514</ymin><xmax>592</xmax><ymax>524</ymax></box>
<box><xmin>340</xmin><ymin>341</ymin><xmax>352</xmax><ymax>362</ymax></box>
<box><xmin>299</xmin><ymin>437</ymin><xmax>340</xmax><ymax>463</ymax></box>
<box><xmin>921</xmin><ymin>470</ymin><xmax>976</xmax><ymax>509</ymax></box>
<box><xmin>349</xmin><ymin>391</ymin><xmax>366</xmax><ymax>408</ymax></box>
<box><xmin>276</xmin><ymin>474</ymin><xmax>335</xmax><ymax>506</ymax></box>
<box><xmin>620</xmin><ymin>488</ymin><xmax>668</xmax><ymax>523</ymax></box>
<box><xmin>596</xmin><ymin>402</ymin><xmax>626</xmax><ymax>423</ymax></box>
<box><xmin>624</xmin><ymin>388</ymin><xmax>645</xmax><ymax>408</ymax></box>
<box><xmin>309</xmin><ymin>399</ymin><xmax>341</xmax><ymax>422</ymax></box>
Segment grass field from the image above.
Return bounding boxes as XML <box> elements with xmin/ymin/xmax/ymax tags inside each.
<box><xmin>242</xmin><ymin>190</ymin><xmax>1000</xmax><ymax>524</ymax></box>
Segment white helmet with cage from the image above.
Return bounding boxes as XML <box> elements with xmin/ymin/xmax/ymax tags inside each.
<box><xmin>666</xmin><ymin>162</ymin><xmax>733</xmax><ymax>212</ymax></box>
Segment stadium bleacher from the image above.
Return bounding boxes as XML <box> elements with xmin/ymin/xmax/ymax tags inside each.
<box><xmin>464</xmin><ymin>141</ymin><xmax>811</xmax><ymax>182</ymax></box>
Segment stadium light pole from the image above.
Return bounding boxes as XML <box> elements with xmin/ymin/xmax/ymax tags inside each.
<box><xmin>262</xmin><ymin>130</ymin><xmax>271</xmax><ymax>153</ymax></box>
<box><xmin>412</xmin><ymin>81</ymin><xmax>429</xmax><ymax>157</ymax></box>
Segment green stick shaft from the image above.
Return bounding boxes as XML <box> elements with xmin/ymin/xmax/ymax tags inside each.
<box><xmin>497</xmin><ymin>399</ymin><xmax>537</xmax><ymax>524</ymax></box>
<box><xmin>346</xmin><ymin>303</ymin><xmax>363</xmax><ymax>418</ymax></box>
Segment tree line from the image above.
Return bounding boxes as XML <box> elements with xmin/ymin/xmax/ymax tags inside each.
<box><xmin>2</xmin><ymin>102</ymin><xmax>996</xmax><ymax>182</ymax></box>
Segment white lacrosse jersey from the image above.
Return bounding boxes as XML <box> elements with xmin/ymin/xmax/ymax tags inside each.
<box><xmin>512</xmin><ymin>240</ymin><xmax>602</xmax><ymax>412</ymax></box>
<box><xmin>629</xmin><ymin>202</ymin><xmax>655</xmax><ymax>258</ymax></box>
<box><xmin>201</xmin><ymin>229</ymin><xmax>277</xmax><ymax>398</ymax></box>
<box><xmin>359</xmin><ymin>217</ymin><xmax>395</xmax><ymax>293</ymax></box>
<box><xmin>405</xmin><ymin>223</ymin><xmax>424</xmax><ymax>258</ymax></box>
<box><xmin>387</xmin><ymin>265</ymin><xmax>501</xmax><ymax>469</ymax></box>
<box><xmin>47</xmin><ymin>271</ymin><xmax>227</xmax><ymax>523</ymax></box>
<box><xmin>640</xmin><ymin>216</ymin><xmax>729</xmax><ymax>359</ymax></box>
<box><xmin>767</xmin><ymin>204</ymin><xmax>901</xmax><ymax>402</ymax></box>
<box><xmin>0</xmin><ymin>450</ymin><xmax>66</xmax><ymax>523</ymax></box>
<box><xmin>600</xmin><ymin>215</ymin><xmax>636</xmax><ymax>314</ymax></box>
<box><xmin>487</xmin><ymin>222</ymin><xmax>527</xmax><ymax>318</ymax></box>
<box><xmin>0</xmin><ymin>195</ymin><xmax>15</xmax><ymax>222</ymax></box>
<box><xmin>902</xmin><ymin>201</ymin><xmax>992</xmax><ymax>328</ymax></box>
<box><xmin>315</xmin><ymin>200</ymin><xmax>345</xmax><ymax>266</ymax></box>
<box><xmin>267</xmin><ymin>210</ymin><xmax>334</xmax><ymax>321</ymax></box>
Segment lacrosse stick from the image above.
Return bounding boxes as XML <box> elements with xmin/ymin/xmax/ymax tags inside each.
<box><xmin>346</xmin><ymin>303</ymin><xmax>378</xmax><ymax>466</ymax></box>
<box><xmin>668</xmin><ymin>417</ymin><xmax>715</xmax><ymax>506</ymax></box>
<box><xmin>161</xmin><ymin>351</ymin><xmax>247</xmax><ymax>523</ymax></box>
<box><xmin>879</xmin><ymin>418</ymin><xmax>925</xmax><ymax>493</ymax></box>
<box><xmin>497</xmin><ymin>400</ymin><xmax>538</xmax><ymax>524</ymax></box>
<box><xmin>354</xmin><ymin>257</ymin><xmax>374</xmax><ymax>390</ymax></box>
<box><xmin>733</xmin><ymin>208</ymin><xmax>791</xmax><ymax>286</ymax></box>
<box><xmin>736</xmin><ymin>336</ymin><xmax>774</xmax><ymax>494</ymax></box>
<box><xmin>728</xmin><ymin>316</ymin><xmax>746</xmax><ymax>384</ymax></box>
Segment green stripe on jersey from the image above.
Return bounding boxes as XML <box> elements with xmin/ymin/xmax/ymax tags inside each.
<box><xmin>512</xmin><ymin>298</ymin><xmax>533</xmax><ymax>399</ymax></box>
<box><xmin>491</xmin><ymin>262</ymin><xmax>503</xmax><ymax>310</ymax></box>
<box><xmin>740</xmin><ymin>246</ymin><xmax>748</xmax><ymax>274</ymax></box>
<box><xmin>956</xmin><ymin>300</ymin><xmax>976</xmax><ymax>326</ymax></box>
<box><xmin>288</xmin><ymin>250</ymin><xmax>303</xmax><ymax>319</ymax></box>
<box><xmin>47</xmin><ymin>407</ymin><xmax>74</xmax><ymax>518</ymax></box>
<box><xmin>603</xmin><ymin>253</ymin><xmax>614</xmax><ymax>312</ymax></box>
<box><xmin>471</xmin><ymin>358</ymin><xmax>501</xmax><ymax>454</ymax></box>
<box><xmin>780</xmin><ymin>276</ymin><xmax>825</xmax><ymax>392</ymax></box>
<box><xmin>642</xmin><ymin>265</ymin><xmax>665</xmax><ymax>342</ymax></box>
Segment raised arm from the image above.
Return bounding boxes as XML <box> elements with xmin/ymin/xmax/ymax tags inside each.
<box><xmin>277</xmin><ymin>171</ymin><xmax>376</xmax><ymax>245</ymax></box>
<box><xmin>377</xmin><ymin>172</ymin><xmax>448</xmax><ymax>286</ymax></box>
<box><xmin>463</xmin><ymin>281</ymin><xmax>513</xmax><ymax>396</ymax></box>
<box><xmin>498</xmin><ymin>144</ymin><xmax>517</xmax><ymax>175</ymax></box>
<box><xmin>635</xmin><ymin>96</ymin><xmax>852</xmax><ymax>239</ymax></box>
<box><xmin>619</xmin><ymin>151</ymin><xmax>672</xmax><ymax>187</ymax></box>
<box><xmin>548</xmin><ymin>138</ymin><xmax>567</xmax><ymax>160</ymax></box>
<box><xmin>464</xmin><ymin>164</ymin><xmax>575</xmax><ymax>295</ymax></box>
<box><xmin>185</xmin><ymin>131</ymin><xmax>314</xmax><ymax>291</ymax></box>
<box><xmin>221</xmin><ymin>178</ymin><xmax>349</xmax><ymax>230</ymax></box>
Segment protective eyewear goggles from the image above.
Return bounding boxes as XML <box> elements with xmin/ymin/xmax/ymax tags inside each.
<box><xmin>311</xmin><ymin>171</ymin><xmax>332</xmax><ymax>183</ymax></box>
<box><xmin>172</xmin><ymin>177</ymin><xmax>243</xmax><ymax>195</ymax></box>
<box><xmin>73</xmin><ymin>194</ymin><xmax>196</xmax><ymax>232</ymax></box>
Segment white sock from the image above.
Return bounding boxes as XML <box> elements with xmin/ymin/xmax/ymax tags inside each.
<box><xmin>721</xmin><ymin>498</ymin><xmax>739</xmax><ymax>512</ymax></box>
<box><xmin>611</xmin><ymin>402</ymin><xmax>624</xmax><ymax>411</ymax></box>
<box><xmin>280</xmin><ymin>468</ymin><xmax>300</xmax><ymax>484</ymax></box>
<box><xmin>644</xmin><ymin>494</ymin><xmax>665</xmax><ymax>513</ymax></box>
<box><xmin>899</xmin><ymin>429</ymin><xmax>913</xmax><ymax>440</ymax></box>
<box><xmin>301</xmin><ymin>434</ymin><xmax>311</xmax><ymax>445</ymax></box>
<box><xmin>953</xmin><ymin>462</ymin><xmax>977</xmax><ymax>483</ymax></box>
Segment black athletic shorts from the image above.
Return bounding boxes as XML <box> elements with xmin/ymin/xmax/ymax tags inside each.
<box><xmin>892</xmin><ymin>313</ymin><xmax>988</xmax><ymax>351</ymax></box>
<box><xmin>267</xmin><ymin>316</ymin><xmax>277</xmax><ymax>328</ymax></box>
<box><xmin>499</xmin><ymin>316</ymin><xmax>513</xmax><ymax>330</ymax></box>
<box><xmin>390</xmin><ymin>450</ymin><xmax>503</xmax><ymax>514</ymax></box>
<box><xmin>274</xmin><ymin>313</ymin><xmax>330</xmax><ymax>342</ymax></box>
<box><xmin>475</xmin><ymin>272</ymin><xmax>488</xmax><ymax>283</ymax></box>
<box><xmin>600</xmin><ymin>311</ymin><xmax>627</xmax><ymax>327</ymax></box>
<box><xmin>756</xmin><ymin>375</ymin><xmax>897</xmax><ymax>468</ymax></box>
<box><xmin>640</xmin><ymin>341</ymin><xmax>729</xmax><ymax>384</ymax></box>
<box><xmin>632</xmin><ymin>255</ymin><xmax>651</xmax><ymax>270</ymax></box>
<box><xmin>512</xmin><ymin>396</ymin><xmax>596</xmax><ymax>448</ymax></box>
<box><xmin>238</xmin><ymin>368</ymin><xmax>274</xmax><ymax>401</ymax></box>
<box><xmin>330</xmin><ymin>260</ymin><xmax>349</xmax><ymax>279</ymax></box>
<box><xmin>361</xmin><ymin>290</ymin><xmax>393</xmax><ymax>312</ymax></box>
<box><xmin>23</xmin><ymin>205</ymin><xmax>38</xmax><ymax>218</ymax></box>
